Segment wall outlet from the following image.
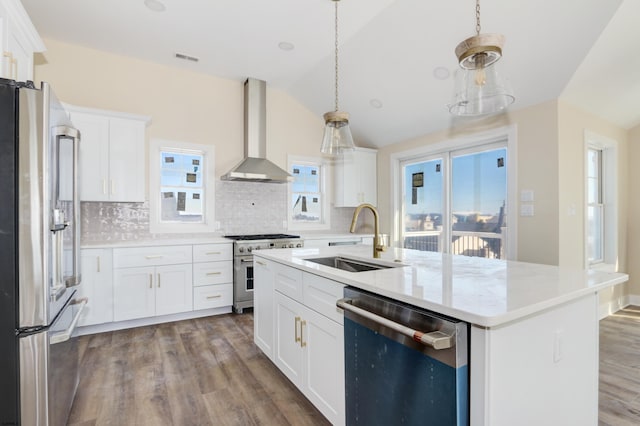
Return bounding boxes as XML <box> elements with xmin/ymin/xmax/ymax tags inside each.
<box><xmin>520</xmin><ymin>204</ymin><xmax>534</xmax><ymax>217</ymax></box>
<box><xmin>520</xmin><ymin>190</ymin><xmax>535</xmax><ymax>202</ymax></box>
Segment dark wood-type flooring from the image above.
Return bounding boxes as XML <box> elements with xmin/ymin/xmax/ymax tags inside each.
<box><xmin>69</xmin><ymin>307</ymin><xmax>640</xmax><ymax>425</ymax></box>
<box><xmin>599</xmin><ymin>305</ymin><xmax>640</xmax><ymax>426</ymax></box>
<box><xmin>68</xmin><ymin>313</ymin><xmax>330</xmax><ymax>426</ymax></box>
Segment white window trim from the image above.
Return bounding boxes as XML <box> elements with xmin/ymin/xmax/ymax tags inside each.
<box><xmin>287</xmin><ymin>155</ymin><xmax>330</xmax><ymax>231</ymax></box>
<box><xmin>390</xmin><ymin>124</ymin><xmax>518</xmax><ymax>260</ymax></box>
<box><xmin>584</xmin><ymin>130</ymin><xmax>618</xmax><ymax>271</ymax></box>
<box><xmin>149</xmin><ymin>138</ymin><xmax>216</xmax><ymax>234</ymax></box>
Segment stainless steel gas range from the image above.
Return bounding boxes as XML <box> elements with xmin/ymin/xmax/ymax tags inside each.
<box><xmin>225</xmin><ymin>234</ymin><xmax>303</xmax><ymax>313</ymax></box>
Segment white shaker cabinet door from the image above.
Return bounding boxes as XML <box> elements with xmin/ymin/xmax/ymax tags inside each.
<box><xmin>154</xmin><ymin>264</ymin><xmax>193</xmax><ymax>316</ymax></box>
<box><xmin>78</xmin><ymin>248</ymin><xmax>113</xmax><ymax>327</ymax></box>
<box><xmin>113</xmin><ymin>266</ymin><xmax>156</xmax><ymax>321</ymax></box>
<box><xmin>303</xmin><ymin>306</ymin><xmax>345</xmax><ymax>426</ymax></box>
<box><xmin>274</xmin><ymin>292</ymin><xmax>304</xmax><ymax>389</ymax></box>
<box><xmin>108</xmin><ymin>118</ymin><xmax>145</xmax><ymax>202</ymax></box>
<box><xmin>72</xmin><ymin>112</ymin><xmax>110</xmax><ymax>201</ymax></box>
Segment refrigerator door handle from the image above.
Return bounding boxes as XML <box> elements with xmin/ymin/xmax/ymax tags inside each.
<box><xmin>53</xmin><ymin>125</ymin><xmax>82</xmax><ymax>288</ymax></box>
<box><xmin>50</xmin><ymin>298</ymin><xmax>87</xmax><ymax>345</ymax></box>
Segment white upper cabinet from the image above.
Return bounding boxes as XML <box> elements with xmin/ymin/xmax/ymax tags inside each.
<box><xmin>334</xmin><ymin>147</ymin><xmax>377</xmax><ymax>207</ymax></box>
<box><xmin>68</xmin><ymin>106</ymin><xmax>150</xmax><ymax>202</ymax></box>
<box><xmin>0</xmin><ymin>0</ymin><xmax>44</xmax><ymax>82</ymax></box>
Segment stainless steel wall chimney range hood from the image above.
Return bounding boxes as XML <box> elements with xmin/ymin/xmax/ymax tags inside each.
<box><xmin>221</xmin><ymin>78</ymin><xmax>293</xmax><ymax>183</ymax></box>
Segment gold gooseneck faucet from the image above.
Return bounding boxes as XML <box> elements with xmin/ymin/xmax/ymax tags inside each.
<box><xmin>350</xmin><ymin>203</ymin><xmax>384</xmax><ymax>258</ymax></box>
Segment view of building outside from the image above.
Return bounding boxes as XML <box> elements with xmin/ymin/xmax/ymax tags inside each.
<box><xmin>403</xmin><ymin>147</ymin><xmax>507</xmax><ymax>259</ymax></box>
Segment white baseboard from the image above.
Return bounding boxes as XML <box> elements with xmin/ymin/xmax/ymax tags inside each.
<box><xmin>598</xmin><ymin>294</ymin><xmax>640</xmax><ymax>319</ymax></box>
<box><xmin>74</xmin><ymin>306</ymin><xmax>234</xmax><ymax>336</ymax></box>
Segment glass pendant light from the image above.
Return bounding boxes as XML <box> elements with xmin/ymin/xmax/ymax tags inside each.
<box><xmin>321</xmin><ymin>0</ymin><xmax>355</xmax><ymax>155</ymax></box>
<box><xmin>448</xmin><ymin>0</ymin><xmax>515</xmax><ymax>116</ymax></box>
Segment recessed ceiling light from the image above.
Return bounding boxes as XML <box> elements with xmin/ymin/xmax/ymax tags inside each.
<box><xmin>144</xmin><ymin>0</ymin><xmax>166</xmax><ymax>12</ymax></box>
<box><xmin>369</xmin><ymin>99</ymin><xmax>383</xmax><ymax>109</ymax></box>
<box><xmin>433</xmin><ymin>66</ymin><xmax>451</xmax><ymax>80</ymax></box>
<box><xmin>278</xmin><ymin>42</ymin><xmax>295</xmax><ymax>51</ymax></box>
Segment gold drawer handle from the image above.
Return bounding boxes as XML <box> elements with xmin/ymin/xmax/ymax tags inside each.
<box><xmin>206</xmin><ymin>295</ymin><xmax>222</xmax><ymax>300</ymax></box>
<box><xmin>206</xmin><ymin>272</ymin><xmax>222</xmax><ymax>276</ymax></box>
<box><xmin>206</xmin><ymin>251</ymin><xmax>222</xmax><ymax>255</ymax></box>
<box><xmin>256</xmin><ymin>261</ymin><xmax>266</xmax><ymax>266</ymax></box>
<box><xmin>295</xmin><ymin>316</ymin><xmax>301</xmax><ymax>343</ymax></box>
<box><xmin>145</xmin><ymin>255</ymin><xmax>163</xmax><ymax>259</ymax></box>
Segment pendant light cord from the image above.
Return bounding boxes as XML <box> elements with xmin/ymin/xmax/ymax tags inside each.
<box><xmin>475</xmin><ymin>0</ymin><xmax>481</xmax><ymax>35</ymax></box>
<box><xmin>334</xmin><ymin>0</ymin><xmax>340</xmax><ymax>112</ymax></box>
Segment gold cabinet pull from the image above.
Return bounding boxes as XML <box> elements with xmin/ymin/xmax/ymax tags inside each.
<box><xmin>206</xmin><ymin>271</ymin><xmax>222</xmax><ymax>276</ymax></box>
<box><xmin>206</xmin><ymin>251</ymin><xmax>221</xmax><ymax>255</ymax></box>
<box><xmin>294</xmin><ymin>316</ymin><xmax>301</xmax><ymax>343</ymax></box>
<box><xmin>157</xmin><ymin>273</ymin><xmax>161</xmax><ymax>288</ymax></box>
<box><xmin>206</xmin><ymin>295</ymin><xmax>222</xmax><ymax>300</ymax></box>
<box><xmin>300</xmin><ymin>320</ymin><xmax>307</xmax><ymax>348</ymax></box>
<box><xmin>145</xmin><ymin>255</ymin><xmax>163</xmax><ymax>259</ymax></box>
<box><xmin>149</xmin><ymin>274</ymin><xmax>153</xmax><ymax>289</ymax></box>
<box><xmin>97</xmin><ymin>256</ymin><xmax>101</xmax><ymax>273</ymax></box>
<box><xmin>256</xmin><ymin>260</ymin><xmax>266</xmax><ymax>266</ymax></box>
<box><xmin>102</xmin><ymin>178</ymin><xmax>107</xmax><ymax>195</ymax></box>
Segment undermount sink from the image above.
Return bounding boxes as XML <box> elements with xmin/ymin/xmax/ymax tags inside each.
<box><xmin>304</xmin><ymin>256</ymin><xmax>403</xmax><ymax>272</ymax></box>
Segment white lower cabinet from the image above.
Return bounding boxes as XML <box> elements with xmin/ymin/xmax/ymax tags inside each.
<box><xmin>78</xmin><ymin>248</ymin><xmax>113</xmax><ymax>327</ymax></box>
<box><xmin>257</xmin><ymin>257</ymin><xmax>345</xmax><ymax>426</ymax></box>
<box><xmin>113</xmin><ymin>246</ymin><xmax>193</xmax><ymax>322</ymax></box>
<box><xmin>113</xmin><ymin>263</ymin><xmax>193</xmax><ymax>321</ymax></box>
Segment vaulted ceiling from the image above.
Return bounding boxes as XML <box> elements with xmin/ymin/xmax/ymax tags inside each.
<box><xmin>22</xmin><ymin>0</ymin><xmax>639</xmax><ymax>147</ymax></box>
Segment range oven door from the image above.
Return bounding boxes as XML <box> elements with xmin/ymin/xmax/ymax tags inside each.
<box><xmin>234</xmin><ymin>256</ymin><xmax>254</xmax><ymax>304</ymax></box>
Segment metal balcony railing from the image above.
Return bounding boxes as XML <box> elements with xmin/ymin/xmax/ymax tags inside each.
<box><xmin>404</xmin><ymin>229</ymin><xmax>505</xmax><ymax>259</ymax></box>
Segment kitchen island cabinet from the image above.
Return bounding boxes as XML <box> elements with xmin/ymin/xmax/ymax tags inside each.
<box><xmin>253</xmin><ymin>245</ymin><xmax>628</xmax><ymax>426</ymax></box>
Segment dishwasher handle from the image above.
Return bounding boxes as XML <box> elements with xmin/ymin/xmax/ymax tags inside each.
<box><xmin>336</xmin><ymin>298</ymin><xmax>455</xmax><ymax>350</ymax></box>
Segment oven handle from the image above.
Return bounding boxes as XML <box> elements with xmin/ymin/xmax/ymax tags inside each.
<box><xmin>240</xmin><ymin>258</ymin><xmax>254</xmax><ymax>264</ymax></box>
<box><xmin>336</xmin><ymin>298</ymin><xmax>455</xmax><ymax>350</ymax></box>
<box><xmin>50</xmin><ymin>298</ymin><xmax>88</xmax><ymax>345</ymax></box>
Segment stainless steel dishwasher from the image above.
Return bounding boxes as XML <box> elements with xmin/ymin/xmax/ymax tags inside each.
<box><xmin>337</xmin><ymin>287</ymin><xmax>469</xmax><ymax>426</ymax></box>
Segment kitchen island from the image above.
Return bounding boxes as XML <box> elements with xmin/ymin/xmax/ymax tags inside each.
<box><xmin>253</xmin><ymin>245</ymin><xmax>628</xmax><ymax>426</ymax></box>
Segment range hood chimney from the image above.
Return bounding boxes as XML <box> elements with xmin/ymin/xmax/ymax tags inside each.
<box><xmin>221</xmin><ymin>78</ymin><xmax>293</xmax><ymax>183</ymax></box>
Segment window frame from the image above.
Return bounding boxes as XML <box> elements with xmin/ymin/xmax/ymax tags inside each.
<box><xmin>584</xmin><ymin>131</ymin><xmax>618</xmax><ymax>271</ymax></box>
<box><xmin>287</xmin><ymin>155</ymin><xmax>330</xmax><ymax>231</ymax></box>
<box><xmin>149</xmin><ymin>138</ymin><xmax>216</xmax><ymax>234</ymax></box>
<box><xmin>391</xmin><ymin>124</ymin><xmax>518</xmax><ymax>260</ymax></box>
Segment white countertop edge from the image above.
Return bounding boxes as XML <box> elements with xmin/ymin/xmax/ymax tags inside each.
<box><xmin>253</xmin><ymin>248</ymin><xmax>628</xmax><ymax>328</ymax></box>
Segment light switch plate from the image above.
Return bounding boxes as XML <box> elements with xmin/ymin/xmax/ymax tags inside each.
<box><xmin>520</xmin><ymin>190</ymin><xmax>534</xmax><ymax>202</ymax></box>
<box><xmin>521</xmin><ymin>204</ymin><xmax>534</xmax><ymax>217</ymax></box>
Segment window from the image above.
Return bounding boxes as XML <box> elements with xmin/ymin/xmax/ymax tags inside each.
<box><xmin>149</xmin><ymin>139</ymin><xmax>215</xmax><ymax>233</ymax></box>
<box><xmin>392</xmin><ymin>125</ymin><xmax>517</xmax><ymax>260</ymax></box>
<box><xmin>586</xmin><ymin>147</ymin><xmax>603</xmax><ymax>263</ymax></box>
<box><xmin>288</xmin><ymin>156</ymin><xmax>329</xmax><ymax>230</ymax></box>
<box><xmin>585</xmin><ymin>131</ymin><xmax>618</xmax><ymax>270</ymax></box>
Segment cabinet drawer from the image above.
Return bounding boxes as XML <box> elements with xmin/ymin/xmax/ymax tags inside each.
<box><xmin>193</xmin><ymin>243</ymin><xmax>233</xmax><ymax>263</ymax></box>
<box><xmin>193</xmin><ymin>261</ymin><xmax>233</xmax><ymax>286</ymax></box>
<box><xmin>303</xmin><ymin>272</ymin><xmax>345</xmax><ymax>324</ymax></box>
<box><xmin>194</xmin><ymin>284</ymin><xmax>233</xmax><ymax>310</ymax></box>
<box><xmin>273</xmin><ymin>261</ymin><xmax>303</xmax><ymax>302</ymax></box>
<box><xmin>113</xmin><ymin>245</ymin><xmax>192</xmax><ymax>268</ymax></box>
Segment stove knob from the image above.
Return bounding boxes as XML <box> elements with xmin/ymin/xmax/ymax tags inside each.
<box><xmin>254</xmin><ymin>246</ymin><xmax>260</xmax><ymax>251</ymax></box>
<box><xmin>296</xmin><ymin>243</ymin><xmax>302</xmax><ymax>248</ymax></box>
<box><xmin>238</xmin><ymin>247</ymin><xmax>245</xmax><ymax>253</ymax></box>
<box><xmin>247</xmin><ymin>246</ymin><xmax>253</xmax><ymax>253</ymax></box>
<box><xmin>289</xmin><ymin>243</ymin><xmax>295</xmax><ymax>248</ymax></box>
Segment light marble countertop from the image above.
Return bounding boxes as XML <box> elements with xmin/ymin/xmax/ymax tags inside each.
<box><xmin>81</xmin><ymin>237</ymin><xmax>233</xmax><ymax>248</ymax></box>
<box><xmin>253</xmin><ymin>245</ymin><xmax>628</xmax><ymax>328</ymax></box>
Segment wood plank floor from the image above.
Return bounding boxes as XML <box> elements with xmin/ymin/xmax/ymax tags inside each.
<box><xmin>69</xmin><ymin>307</ymin><xmax>640</xmax><ymax>425</ymax></box>
<box><xmin>68</xmin><ymin>313</ymin><xmax>330</xmax><ymax>426</ymax></box>
<box><xmin>599</xmin><ymin>305</ymin><xmax>640</xmax><ymax>426</ymax></box>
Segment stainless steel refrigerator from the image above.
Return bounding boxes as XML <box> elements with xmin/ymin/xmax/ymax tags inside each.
<box><xmin>0</xmin><ymin>78</ymin><xmax>86</xmax><ymax>426</ymax></box>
